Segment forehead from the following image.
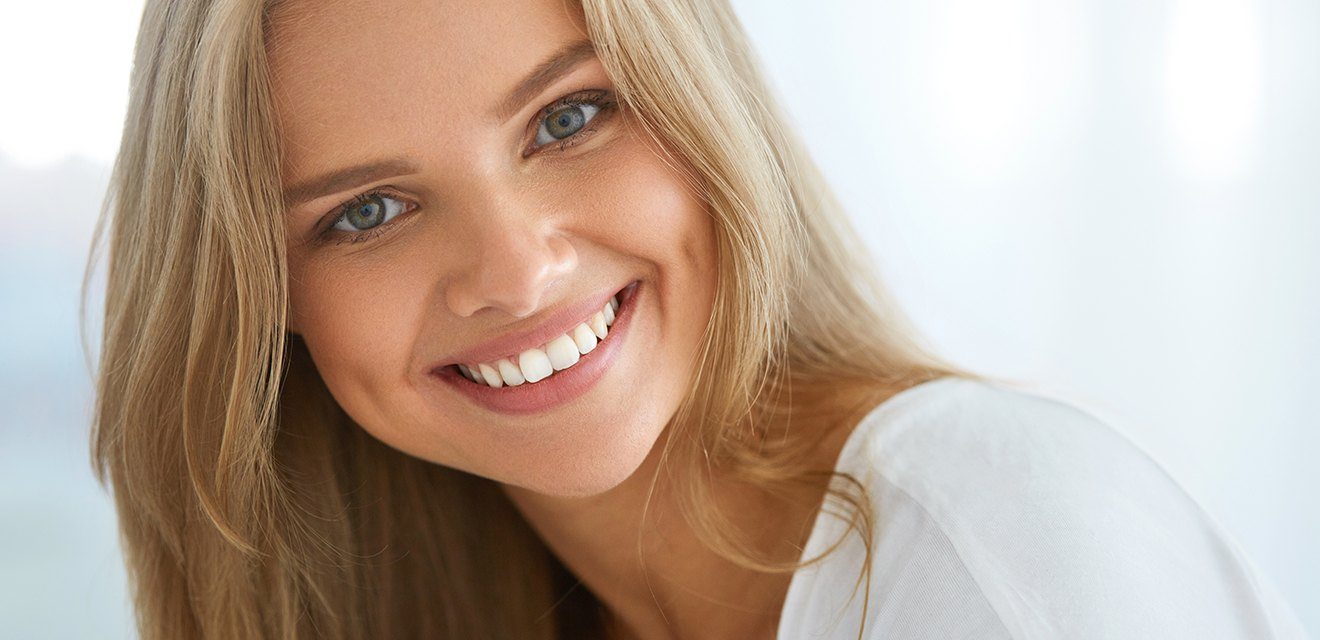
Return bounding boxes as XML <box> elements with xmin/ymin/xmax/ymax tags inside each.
<box><xmin>265</xmin><ymin>0</ymin><xmax>591</xmax><ymax>178</ymax></box>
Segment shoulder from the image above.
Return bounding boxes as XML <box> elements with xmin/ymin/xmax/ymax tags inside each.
<box><xmin>848</xmin><ymin>376</ymin><xmax>1165</xmax><ymax>515</ymax></box>
<box><xmin>838</xmin><ymin>376</ymin><xmax>1309</xmax><ymax>640</ymax></box>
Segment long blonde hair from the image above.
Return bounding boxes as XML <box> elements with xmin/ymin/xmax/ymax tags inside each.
<box><xmin>84</xmin><ymin>0</ymin><xmax>995</xmax><ymax>637</ymax></box>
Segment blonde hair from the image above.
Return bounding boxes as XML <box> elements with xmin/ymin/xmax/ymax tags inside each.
<box><xmin>85</xmin><ymin>0</ymin><xmax>996</xmax><ymax>637</ymax></box>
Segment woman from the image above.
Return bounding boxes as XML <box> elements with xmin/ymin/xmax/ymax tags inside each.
<box><xmin>86</xmin><ymin>0</ymin><xmax>1309</xmax><ymax>638</ymax></box>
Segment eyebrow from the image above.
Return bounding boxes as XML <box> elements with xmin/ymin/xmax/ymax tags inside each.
<box><xmin>282</xmin><ymin>38</ymin><xmax>597</xmax><ymax>208</ymax></box>
<box><xmin>283</xmin><ymin>157</ymin><xmax>419</xmax><ymax>207</ymax></box>
<box><xmin>494</xmin><ymin>37</ymin><xmax>598</xmax><ymax>122</ymax></box>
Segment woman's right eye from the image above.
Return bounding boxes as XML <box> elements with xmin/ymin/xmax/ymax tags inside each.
<box><xmin>331</xmin><ymin>191</ymin><xmax>412</xmax><ymax>233</ymax></box>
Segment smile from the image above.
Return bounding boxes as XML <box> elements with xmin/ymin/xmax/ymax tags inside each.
<box><xmin>430</xmin><ymin>281</ymin><xmax>641</xmax><ymax>415</ymax></box>
<box><xmin>457</xmin><ymin>293</ymin><xmax>619</xmax><ymax>388</ymax></box>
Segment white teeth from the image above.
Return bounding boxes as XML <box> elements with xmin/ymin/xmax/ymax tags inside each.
<box><xmin>496</xmin><ymin>357</ymin><xmax>525</xmax><ymax>386</ymax></box>
<box><xmin>477</xmin><ymin>363</ymin><xmax>503</xmax><ymax>388</ymax></box>
<box><xmin>589</xmin><ymin>312</ymin><xmax>608</xmax><ymax>339</ymax></box>
<box><xmin>458</xmin><ymin>290</ymin><xmax>627</xmax><ymax>387</ymax></box>
<box><xmin>546</xmin><ymin>334</ymin><xmax>581</xmax><ymax>370</ymax></box>
<box><xmin>518</xmin><ymin>348</ymin><xmax>554</xmax><ymax>383</ymax></box>
<box><xmin>571</xmin><ymin>323</ymin><xmax>597</xmax><ymax>354</ymax></box>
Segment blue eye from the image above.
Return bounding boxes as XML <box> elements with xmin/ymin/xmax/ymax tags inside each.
<box><xmin>332</xmin><ymin>192</ymin><xmax>409</xmax><ymax>232</ymax></box>
<box><xmin>535</xmin><ymin>102</ymin><xmax>602</xmax><ymax>146</ymax></box>
<box><xmin>315</xmin><ymin>91</ymin><xmax>615</xmax><ymax>247</ymax></box>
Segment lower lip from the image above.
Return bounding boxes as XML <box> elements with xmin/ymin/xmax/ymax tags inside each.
<box><xmin>429</xmin><ymin>281</ymin><xmax>642</xmax><ymax>415</ymax></box>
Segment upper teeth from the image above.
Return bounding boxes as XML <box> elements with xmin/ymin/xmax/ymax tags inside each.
<box><xmin>457</xmin><ymin>294</ymin><xmax>621</xmax><ymax>388</ymax></box>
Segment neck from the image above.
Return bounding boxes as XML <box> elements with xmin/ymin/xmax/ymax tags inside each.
<box><xmin>500</xmin><ymin>379</ymin><xmax>899</xmax><ymax>640</ymax></box>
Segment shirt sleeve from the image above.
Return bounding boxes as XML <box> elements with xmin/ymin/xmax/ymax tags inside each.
<box><xmin>863</xmin><ymin>381</ymin><xmax>1312</xmax><ymax>640</ymax></box>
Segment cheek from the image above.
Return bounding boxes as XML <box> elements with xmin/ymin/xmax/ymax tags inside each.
<box><xmin>574</xmin><ymin>129</ymin><xmax>720</xmax><ymax>387</ymax></box>
<box><xmin>287</xmin><ymin>256</ymin><xmax>426</xmax><ymax>424</ymax></box>
<box><xmin>580</xmin><ymin>126</ymin><xmax>719</xmax><ymax>290</ymax></box>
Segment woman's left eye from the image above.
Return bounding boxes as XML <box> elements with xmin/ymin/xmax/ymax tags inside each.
<box><xmin>534</xmin><ymin>102</ymin><xmax>602</xmax><ymax>147</ymax></box>
<box><xmin>529</xmin><ymin>90</ymin><xmax>616</xmax><ymax>153</ymax></box>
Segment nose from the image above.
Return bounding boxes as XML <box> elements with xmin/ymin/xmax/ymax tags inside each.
<box><xmin>443</xmin><ymin>204</ymin><xmax>578</xmax><ymax>319</ymax></box>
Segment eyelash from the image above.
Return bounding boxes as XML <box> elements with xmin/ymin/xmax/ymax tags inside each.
<box><xmin>319</xmin><ymin>89</ymin><xmax>618</xmax><ymax>246</ymax></box>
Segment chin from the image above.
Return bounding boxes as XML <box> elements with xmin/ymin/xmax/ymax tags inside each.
<box><xmin>499</xmin><ymin>410</ymin><xmax>671</xmax><ymax>498</ymax></box>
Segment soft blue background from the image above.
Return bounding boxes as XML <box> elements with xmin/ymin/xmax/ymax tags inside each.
<box><xmin>1</xmin><ymin>0</ymin><xmax>1314</xmax><ymax>637</ymax></box>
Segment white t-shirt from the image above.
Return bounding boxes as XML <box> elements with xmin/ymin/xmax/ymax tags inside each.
<box><xmin>776</xmin><ymin>376</ymin><xmax>1311</xmax><ymax>640</ymax></box>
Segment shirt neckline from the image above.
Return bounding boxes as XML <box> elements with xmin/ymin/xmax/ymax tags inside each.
<box><xmin>773</xmin><ymin>375</ymin><xmax>972</xmax><ymax>639</ymax></box>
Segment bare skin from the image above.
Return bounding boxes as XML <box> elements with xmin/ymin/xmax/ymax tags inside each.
<box><xmin>266</xmin><ymin>0</ymin><xmax>903</xmax><ymax>637</ymax></box>
<box><xmin>505</xmin><ymin>382</ymin><xmax>897</xmax><ymax>640</ymax></box>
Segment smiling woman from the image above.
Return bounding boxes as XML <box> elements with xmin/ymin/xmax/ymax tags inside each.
<box><xmin>83</xmin><ymin>0</ymin><xmax>1310</xmax><ymax>639</ymax></box>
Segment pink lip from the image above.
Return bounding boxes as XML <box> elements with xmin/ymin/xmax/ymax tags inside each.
<box><xmin>435</xmin><ymin>282</ymin><xmax>632</xmax><ymax>367</ymax></box>
<box><xmin>428</xmin><ymin>281</ymin><xmax>642</xmax><ymax>415</ymax></box>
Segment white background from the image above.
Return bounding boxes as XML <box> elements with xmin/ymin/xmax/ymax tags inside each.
<box><xmin>0</xmin><ymin>0</ymin><xmax>1314</xmax><ymax>637</ymax></box>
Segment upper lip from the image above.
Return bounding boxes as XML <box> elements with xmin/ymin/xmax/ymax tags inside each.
<box><xmin>432</xmin><ymin>282</ymin><xmax>629</xmax><ymax>369</ymax></box>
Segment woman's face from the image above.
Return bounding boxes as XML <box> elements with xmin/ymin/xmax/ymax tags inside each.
<box><xmin>267</xmin><ymin>0</ymin><xmax>718</xmax><ymax>497</ymax></box>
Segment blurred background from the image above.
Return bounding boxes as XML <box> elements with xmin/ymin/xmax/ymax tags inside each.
<box><xmin>1</xmin><ymin>0</ymin><xmax>1315</xmax><ymax>637</ymax></box>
